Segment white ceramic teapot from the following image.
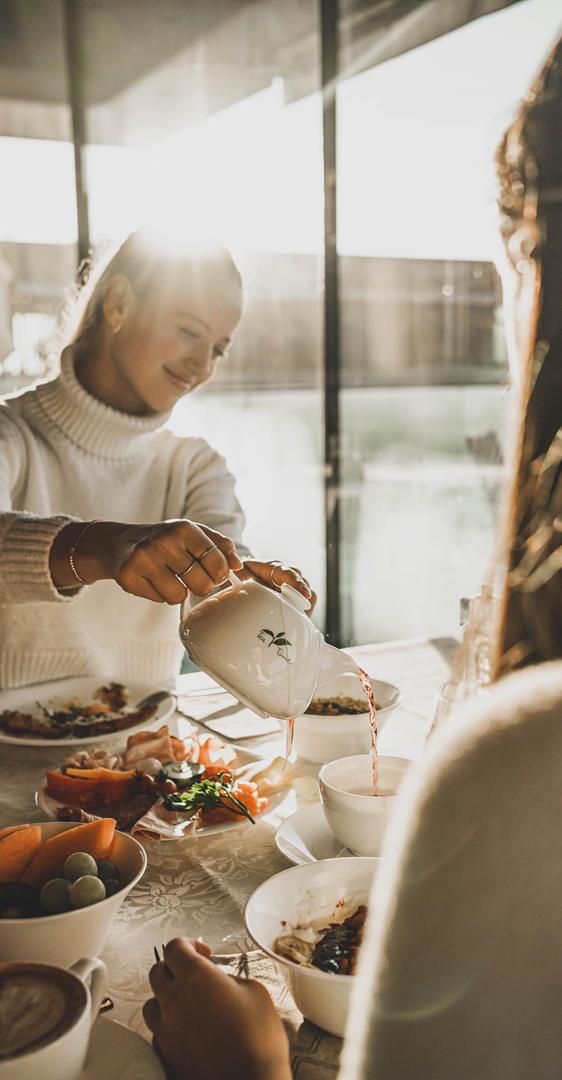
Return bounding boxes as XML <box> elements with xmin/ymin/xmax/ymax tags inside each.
<box><xmin>179</xmin><ymin>573</ymin><xmax>358</xmax><ymax>720</ymax></box>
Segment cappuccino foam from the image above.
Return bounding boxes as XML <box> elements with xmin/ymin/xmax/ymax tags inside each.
<box><xmin>0</xmin><ymin>965</ymin><xmax>86</xmax><ymax>1059</ymax></box>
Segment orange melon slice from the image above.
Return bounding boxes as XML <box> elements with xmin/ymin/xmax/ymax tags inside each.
<box><xmin>0</xmin><ymin>825</ymin><xmax>42</xmax><ymax>884</ymax></box>
<box><xmin>22</xmin><ymin>819</ymin><xmax>116</xmax><ymax>888</ymax></box>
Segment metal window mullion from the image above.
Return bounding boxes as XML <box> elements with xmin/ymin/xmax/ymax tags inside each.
<box><xmin>63</xmin><ymin>0</ymin><xmax>90</xmax><ymax>276</ymax></box>
<box><xmin>321</xmin><ymin>0</ymin><xmax>341</xmax><ymax>645</ymax></box>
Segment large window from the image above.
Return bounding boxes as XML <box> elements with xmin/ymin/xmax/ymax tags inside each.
<box><xmin>337</xmin><ymin>0</ymin><xmax>562</xmax><ymax>641</ymax></box>
<box><xmin>0</xmin><ymin>0</ymin><xmax>559</xmax><ymax>645</ymax></box>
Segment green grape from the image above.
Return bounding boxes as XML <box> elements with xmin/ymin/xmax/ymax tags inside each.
<box><xmin>69</xmin><ymin>875</ymin><xmax>106</xmax><ymax>909</ymax></box>
<box><xmin>64</xmin><ymin>852</ymin><xmax>99</xmax><ymax>882</ymax></box>
<box><xmin>40</xmin><ymin>878</ymin><xmax>71</xmax><ymax>915</ymax></box>
<box><xmin>104</xmin><ymin>878</ymin><xmax>121</xmax><ymax>897</ymax></box>
<box><xmin>96</xmin><ymin>860</ymin><xmax>120</xmax><ymax>884</ymax></box>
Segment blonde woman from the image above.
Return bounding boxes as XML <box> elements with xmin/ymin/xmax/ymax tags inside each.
<box><xmin>0</xmin><ymin>231</ymin><xmax>313</xmax><ymax>688</ymax></box>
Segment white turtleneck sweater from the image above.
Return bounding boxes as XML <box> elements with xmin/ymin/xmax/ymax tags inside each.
<box><xmin>0</xmin><ymin>350</ymin><xmax>249</xmax><ymax>689</ymax></box>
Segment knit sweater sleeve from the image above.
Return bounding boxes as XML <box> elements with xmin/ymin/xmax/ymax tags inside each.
<box><xmin>0</xmin><ymin>408</ymin><xmax>81</xmax><ymax>604</ymax></box>
<box><xmin>339</xmin><ymin>661</ymin><xmax>562</xmax><ymax>1080</ymax></box>
<box><xmin>182</xmin><ymin>439</ymin><xmax>253</xmax><ymax>559</ymax></box>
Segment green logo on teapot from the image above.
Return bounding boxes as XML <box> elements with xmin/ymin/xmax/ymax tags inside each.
<box><xmin>257</xmin><ymin>628</ymin><xmax>293</xmax><ymax>663</ymax></box>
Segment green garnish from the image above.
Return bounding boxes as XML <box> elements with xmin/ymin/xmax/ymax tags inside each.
<box><xmin>162</xmin><ymin>772</ymin><xmax>256</xmax><ymax>824</ymax></box>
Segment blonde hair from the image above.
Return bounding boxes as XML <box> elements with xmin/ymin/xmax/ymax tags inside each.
<box><xmin>64</xmin><ymin>226</ymin><xmax>243</xmax><ymax>363</ymax></box>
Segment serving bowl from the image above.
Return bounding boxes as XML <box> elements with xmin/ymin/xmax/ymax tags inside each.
<box><xmin>292</xmin><ymin>673</ymin><xmax>400</xmax><ymax>764</ymax></box>
<box><xmin>319</xmin><ymin>754</ymin><xmax>411</xmax><ymax>856</ymax></box>
<box><xmin>245</xmin><ymin>857</ymin><xmax>379</xmax><ymax>1036</ymax></box>
<box><xmin>0</xmin><ymin>823</ymin><xmax>147</xmax><ymax>968</ymax></box>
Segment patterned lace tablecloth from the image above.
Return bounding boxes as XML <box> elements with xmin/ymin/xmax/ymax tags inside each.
<box><xmin>0</xmin><ymin>637</ymin><xmax>456</xmax><ymax>1077</ymax></box>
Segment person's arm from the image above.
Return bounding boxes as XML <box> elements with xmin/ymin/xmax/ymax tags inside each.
<box><xmin>0</xmin><ymin>411</ymin><xmax>82</xmax><ymax>604</ymax></box>
<box><xmin>49</xmin><ymin>519</ymin><xmax>243</xmax><ymax>602</ymax></box>
<box><xmin>143</xmin><ymin>938</ymin><xmax>291</xmax><ymax>1080</ymax></box>
<box><xmin>0</xmin><ymin>413</ymin><xmax>243</xmax><ymax>605</ymax></box>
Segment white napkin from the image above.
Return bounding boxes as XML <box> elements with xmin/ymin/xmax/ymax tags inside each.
<box><xmin>177</xmin><ymin>693</ymin><xmax>281</xmax><ymax>739</ymax></box>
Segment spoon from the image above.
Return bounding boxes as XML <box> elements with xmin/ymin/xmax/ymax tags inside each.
<box><xmin>136</xmin><ymin>690</ymin><xmax>177</xmax><ymax>711</ymax></box>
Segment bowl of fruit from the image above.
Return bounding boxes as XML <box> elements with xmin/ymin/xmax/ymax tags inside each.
<box><xmin>0</xmin><ymin>820</ymin><xmax>146</xmax><ymax>967</ymax></box>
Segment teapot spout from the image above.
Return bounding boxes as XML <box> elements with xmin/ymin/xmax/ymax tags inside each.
<box><xmin>317</xmin><ymin>643</ymin><xmax>359</xmax><ymax>687</ymax></box>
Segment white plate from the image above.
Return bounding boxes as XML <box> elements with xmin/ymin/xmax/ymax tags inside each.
<box><xmin>36</xmin><ymin>741</ymin><xmax>288</xmax><ymax>840</ymax></box>
<box><xmin>0</xmin><ymin>677</ymin><xmax>175</xmax><ymax>746</ymax></box>
<box><xmin>82</xmin><ymin>1016</ymin><xmax>164</xmax><ymax>1079</ymax></box>
<box><xmin>275</xmin><ymin>803</ymin><xmax>353</xmax><ymax>864</ymax></box>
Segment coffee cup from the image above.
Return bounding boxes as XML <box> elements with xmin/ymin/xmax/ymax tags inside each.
<box><xmin>0</xmin><ymin>957</ymin><xmax>107</xmax><ymax>1080</ymax></box>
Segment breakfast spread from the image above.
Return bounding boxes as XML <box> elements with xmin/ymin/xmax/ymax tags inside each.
<box><xmin>42</xmin><ymin>726</ymin><xmax>270</xmax><ymax>833</ymax></box>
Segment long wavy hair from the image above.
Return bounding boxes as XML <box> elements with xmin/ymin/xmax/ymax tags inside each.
<box><xmin>494</xmin><ymin>37</ymin><xmax>562</xmax><ymax>675</ymax></box>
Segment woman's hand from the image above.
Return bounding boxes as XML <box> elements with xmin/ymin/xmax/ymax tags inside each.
<box><xmin>239</xmin><ymin>560</ymin><xmax>317</xmax><ymax>612</ymax></box>
<box><xmin>143</xmin><ymin>938</ymin><xmax>291</xmax><ymax>1080</ymax></box>
<box><xmin>50</xmin><ymin>519</ymin><xmax>243</xmax><ymax>603</ymax></box>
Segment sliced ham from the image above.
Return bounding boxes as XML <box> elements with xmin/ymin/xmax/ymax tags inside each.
<box><xmin>125</xmin><ymin>726</ymin><xmax>176</xmax><ymax>766</ymax></box>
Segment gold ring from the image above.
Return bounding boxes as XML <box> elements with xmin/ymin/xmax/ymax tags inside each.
<box><xmin>270</xmin><ymin>563</ymin><xmax>284</xmax><ymax>588</ymax></box>
<box><xmin>179</xmin><ymin>559</ymin><xmax>197</xmax><ymax>576</ymax></box>
<box><xmin>198</xmin><ymin>545</ymin><xmax>217</xmax><ymax>561</ymax></box>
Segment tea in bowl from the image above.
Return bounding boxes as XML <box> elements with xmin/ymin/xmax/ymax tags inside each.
<box><xmin>292</xmin><ymin>673</ymin><xmax>400</xmax><ymax>764</ymax></box>
<box><xmin>318</xmin><ymin>754</ymin><xmax>411</xmax><ymax>856</ymax></box>
<box><xmin>0</xmin><ymin>821</ymin><xmax>146</xmax><ymax>967</ymax></box>
<box><xmin>0</xmin><ymin>957</ymin><xmax>106</xmax><ymax>1080</ymax></box>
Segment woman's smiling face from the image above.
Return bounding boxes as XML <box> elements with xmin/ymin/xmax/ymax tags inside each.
<box><xmin>108</xmin><ymin>273</ymin><xmax>243</xmax><ymax>414</ymax></box>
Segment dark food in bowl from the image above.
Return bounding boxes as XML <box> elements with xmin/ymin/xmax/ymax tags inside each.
<box><xmin>311</xmin><ymin>905</ymin><xmax>367</xmax><ymax>974</ymax></box>
<box><xmin>275</xmin><ymin>904</ymin><xmax>368</xmax><ymax>975</ymax></box>
<box><xmin>305</xmin><ymin>696</ymin><xmax>370</xmax><ymax>716</ymax></box>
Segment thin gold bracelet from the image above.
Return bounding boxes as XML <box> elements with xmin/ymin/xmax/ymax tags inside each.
<box><xmin>68</xmin><ymin>520</ymin><xmax>102</xmax><ymax>586</ymax></box>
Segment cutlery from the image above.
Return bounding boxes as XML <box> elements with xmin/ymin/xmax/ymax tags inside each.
<box><xmin>175</xmin><ymin>707</ymin><xmax>242</xmax><ymax>745</ymax></box>
<box><xmin>154</xmin><ymin>944</ymin><xmax>249</xmax><ymax>976</ymax></box>
<box><xmin>136</xmin><ymin>690</ymin><xmax>176</xmax><ymax>711</ymax></box>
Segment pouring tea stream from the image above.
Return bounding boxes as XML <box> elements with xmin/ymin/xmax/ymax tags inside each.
<box><xmin>179</xmin><ymin>574</ymin><xmax>380</xmax><ymax>791</ymax></box>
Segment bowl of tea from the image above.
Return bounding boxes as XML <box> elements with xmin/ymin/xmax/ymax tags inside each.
<box><xmin>318</xmin><ymin>754</ymin><xmax>412</xmax><ymax>856</ymax></box>
<box><xmin>292</xmin><ymin>672</ymin><xmax>400</xmax><ymax>764</ymax></box>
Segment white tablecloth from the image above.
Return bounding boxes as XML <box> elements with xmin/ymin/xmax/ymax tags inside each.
<box><xmin>0</xmin><ymin>637</ymin><xmax>456</xmax><ymax>1076</ymax></box>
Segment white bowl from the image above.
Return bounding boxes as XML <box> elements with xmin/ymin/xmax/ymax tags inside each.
<box><xmin>319</xmin><ymin>754</ymin><xmax>411</xmax><ymax>856</ymax></box>
<box><xmin>245</xmin><ymin>857</ymin><xmax>379</xmax><ymax>1037</ymax></box>
<box><xmin>293</xmin><ymin>674</ymin><xmax>400</xmax><ymax>764</ymax></box>
<box><xmin>0</xmin><ymin>823</ymin><xmax>147</xmax><ymax>968</ymax></box>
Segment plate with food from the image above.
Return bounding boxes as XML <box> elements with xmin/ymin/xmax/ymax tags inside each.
<box><xmin>0</xmin><ymin>677</ymin><xmax>176</xmax><ymax>746</ymax></box>
<box><xmin>35</xmin><ymin>724</ymin><xmax>289</xmax><ymax>840</ymax></box>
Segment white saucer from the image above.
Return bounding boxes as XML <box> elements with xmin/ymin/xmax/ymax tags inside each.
<box><xmin>82</xmin><ymin>1016</ymin><xmax>165</xmax><ymax>1079</ymax></box>
<box><xmin>275</xmin><ymin>803</ymin><xmax>353</xmax><ymax>864</ymax></box>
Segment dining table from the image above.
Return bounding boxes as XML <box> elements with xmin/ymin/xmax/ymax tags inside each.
<box><xmin>0</xmin><ymin>635</ymin><xmax>456</xmax><ymax>1078</ymax></box>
